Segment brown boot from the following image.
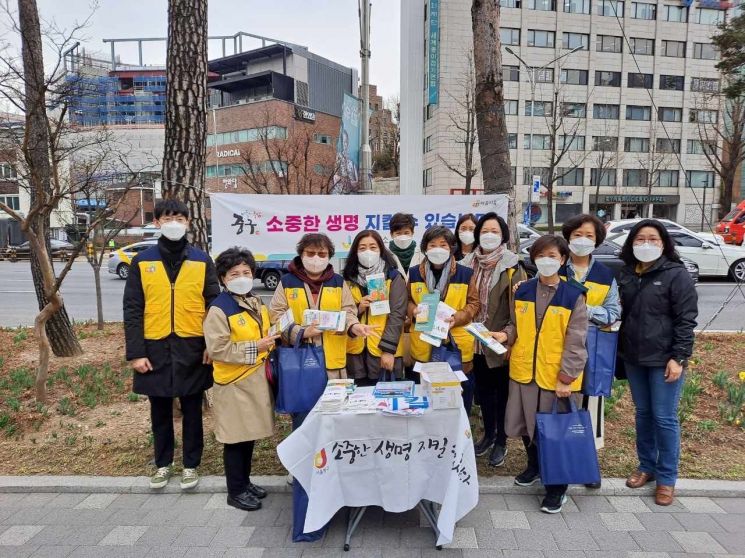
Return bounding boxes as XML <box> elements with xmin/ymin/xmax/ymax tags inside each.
<box><xmin>626</xmin><ymin>470</ymin><xmax>655</xmax><ymax>489</ymax></box>
<box><xmin>655</xmin><ymin>485</ymin><xmax>675</xmax><ymax>506</ymax></box>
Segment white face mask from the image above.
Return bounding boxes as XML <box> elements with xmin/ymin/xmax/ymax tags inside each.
<box><xmin>426</xmin><ymin>247</ymin><xmax>451</xmax><ymax>266</ymax></box>
<box><xmin>480</xmin><ymin>232</ymin><xmax>502</xmax><ymax>252</ymax></box>
<box><xmin>535</xmin><ymin>257</ymin><xmax>562</xmax><ymax>277</ymax></box>
<box><xmin>225</xmin><ymin>277</ymin><xmax>252</xmax><ymax>295</ymax></box>
<box><xmin>159</xmin><ymin>221</ymin><xmax>187</xmax><ymax>241</ymax></box>
<box><xmin>358</xmin><ymin>250</ymin><xmax>381</xmax><ymax>268</ymax></box>
<box><xmin>569</xmin><ymin>237</ymin><xmax>596</xmax><ymax>257</ymax></box>
<box><xmin>302</xmin><ymin>255</ymin><xmax>329</xmax><ymax>274</ymax></box>
<box><xmin>392</xmin><ymin>235</ymin><xmax>414</xmax><ymax>250</ymax></box>
<box><xmin>458</xmin><ymin>230</ymin><xmax>475</xmax><ymax>246</ymax></box>
<box><xmin>633</xmin><ymin>243</ymin><xmax>663</xmax><ymax>263</ymax></box>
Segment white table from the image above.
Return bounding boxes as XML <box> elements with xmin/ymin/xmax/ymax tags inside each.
<box><xmin>277</xmin><ymin>388</ymin><xmax>479</xmax><ymax>548</ymax></box>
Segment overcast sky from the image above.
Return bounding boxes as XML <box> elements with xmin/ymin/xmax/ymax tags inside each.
<box><xmin>27</xmin><ymin>0</ymin><xmax>400</xmax><ymax>99</ymax></box>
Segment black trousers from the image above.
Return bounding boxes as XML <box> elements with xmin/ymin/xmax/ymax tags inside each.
<box><xmin>223</xmin><ymin>441</ymin><xmax>256</xmax><ymax>497</ymax></box>
<box><xmin>149</xmin><ymin>392</ymin><xmax>204</xmax><ymax>469</ymax></box>
<box><xmin>473</xmin><ymin>354</ymin><xmax>509</xmax><ymax>446</ymax></box>
<box><xmin>523</xmin><ymin>436</ymin><xmax>567</xmax><ymax>497</ymax></box>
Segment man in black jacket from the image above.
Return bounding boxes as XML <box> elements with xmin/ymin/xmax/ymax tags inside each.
<box><xmin>616</xmin><ymin>220</ymin><xmax>698</xmax><ymax>507</ymax></box>
<box><xmin>124</xmin><ymin>199</ymin><xmax>220</xmax><ymax>490</ymax></box>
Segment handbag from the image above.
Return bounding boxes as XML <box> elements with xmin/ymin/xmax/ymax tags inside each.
<box><xmin>274</xmin><ymin>329</ymin><xmax>328</xmax><ymax>414</ymax></box>
<box><xmin>583</xmin><ymin>325</ymin><xmax>618</xmax><ymax>397</ymax></box>
<box><xmin>536</xmin><ymin>398</ymin><xmax>601</xmax><ymax>486</ymax></box>
<box><xmin>430</xmin><ymin>335</ymin><xmax>463</xmax><ymax>372</ymax></box>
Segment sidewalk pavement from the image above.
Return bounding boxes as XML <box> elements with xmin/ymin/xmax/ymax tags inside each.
<box><xmin>0</xmin><ymin>476</ymin><xmax>744</xmax><ymax>558</ymax></box>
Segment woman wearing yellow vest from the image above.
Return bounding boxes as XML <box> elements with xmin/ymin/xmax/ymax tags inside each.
<box><xmin>506</xmin><ymin>235</ymin><xmax>588</xmax><ymax>514</ymax></box>
<box><xmin>203</xmin><ymin>248</ymin><xmax>280</xmax><ymax>512</ymax></box>
<box><xmin>407</xmin><ymin>226</ymin><xmax>480</xmax><ymax>412</ymax></box>
<box><xmin>560</xmin><ymin>214</ymin><xmax>621</xmax><ymax>489</ymax></box>
<box><xmin>343</xmin><ymin>230</ymin><xmax>408</xmax><ymax>385</ymax></box>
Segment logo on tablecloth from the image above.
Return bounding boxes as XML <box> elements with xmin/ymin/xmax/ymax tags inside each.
<box><xmin>314</xmin><ymin>448</ymin><xmax>328</xmax><ymax>470</ymax></box>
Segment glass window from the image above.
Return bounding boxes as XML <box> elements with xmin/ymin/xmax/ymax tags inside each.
<box><xmin>508</xmin><ymin>133</ymin><xmax>518</xmax><ymax>149</ymax></box>
<box><xmin>500</xmin><ymin>0</ymin><xmax>522</xmax><ymax>6</ymax></box>
<box><xmin>690</xmin><ymin>109</ymin><xmax>718</xmax><ymax>124</ymax></box>
<box><xmin>313</xmin><ymin>134</ymin><xmax>333</xmax><ymax>145</ymax></box>
<box><xmin>660</xmin><ymin>75</ymin><xmax>684</xmax><ymax>91</ymax></box>
<box><xmin>662</xmin><ymin>40</ymin><xmax>686</xmax><ymax>58</ymax></box>
<box><xmin>528</xmin><ymin>0</ymin><xmax>556</xmax><ymax>9</ymax></box>
<box><xmin>558</xmin><ymin>168</ymin><xmax>585</xmax><ymax>185</ymax></box>
<box><xmin>504</xmin><ymin>65</ymin><xmax>520</xmax><ymax>81</ymax></box>
<box><xmin>597</xmin><ymin>0</ymin><xmax>623</xmax><ymax>16</ymax></box>
<box><xmin>424</xmin><ymin>135</ymin><xmax>432</xmax><ymax>153</ymax></box>
<box><xmin>628</xmin><ymin>73</ymin><xmax>653</xmax><ymax>88</ymax></box>
<box><xmin>424</xmin><ymin>168</ymin><xmax>433</xmax><ymax>188</ymax></box>
<box><xmin>670</xmin><ymin>231</ymin><xmax>703</xmax><ymax>247</ymax></box>
<box><xmin>0</xmin><ymin>196</ymin><xmax>20</xmax><ymax>210</ymax></box>
<box><xmin>0</xmin><ymin>164</ymin><xmax>17</xmax><ymax>179</ymax></box>
<box><xmin>624</xmin><ymin>137</ymin><xmax>650</xmax><ymax>152</ymax></box>
<box><xmin>657</xmin><ymin>170</ymin><xmax>679</xmax><ymax>187</ymax></box>
<box><xmin>691</xmin><ymin>77</ymin><xmax>720</xmax><ymax>92</ymax></box>
<box><xmin>626</xmin><ymin>105</ymin><xmax>652</xmax><ymax>120</ymax></box>
<box><xmin>500</xmin><ymin>28</ymin><xmax>521</xmax><ymax>46</ymax></box>
<box><xmin>597</xmin><ymin>35</ymin><xmax>623</xmax><ymax>53</ymax></box>
<box><xmin>694</xmin><ymin>8</ymin><xmax>724</xmax><ymax>25</ymax></box>
<box><xmin>560</xmin><ymin>69</ymin><xmax>588</xmax><ymax>85</ymax></box>
<box><xmin>593</xmin><ymin>104</ymin><xmax>620</xmax><ymax>119</ymax></box>
<box><xmin>535</xmin><ymin>68</ymin><xmax>554</xmax><ymax>82</ymax></box>
<box><xmin>524</xmin><ymin>134</ymin><xmax>552</xmax><ymax>150</ymax></box>
<box><xmin>525</xmin><ymin>101</ymin><xmax>554</xmax><ymax>116</ymax></box>
<box><xmin>658</xmin><ymin>107</ymin><xmax>683</xmax><ymax>122</ymax></box>
<box><xmin>560</xmin><ymin>135</ymin><xmax>586</xmax><ymax>150</ymax></box>
<box><xmin>624</xmin><ymin>169</ymin><xmax>648</xmax><ymax>186</ymax></box>
<box><xmin>657</xmin><ymin>138</ymin><xmax>681</xmax><ymax>153</ymax></box>
<box><xmin>505</xmin><ymin>100</ymin><xmax>519</xmax><ymax>115</ymax></box>
<box><xmin>595</xmin><ymin>71</ymin><xmax>621</xmax><ymax>87</ymax></box>
<box><xmin>631</xmin><ymin>2</ymin><xmax>656</xmax><ymax>19</ymax></box>
<box><xmin>592</xmin><ymin>136</ymin><xmax>618</xmax><ymax>150</ymax></box>
<box><xmin>591</xmin><ymin>168</ymin><xmax>617</xmax><ymax>186</ymax></box>
<box><xmin>687</xmin><ymin>139</ymin><xmax>716</xmax><ymax>155</ymax></box>
<box><xmin>629</xmin><ymin>37</ymin><xmax>655</xmax><ymax>55</ymax></box>
<box><xmin>564</xmin><ymin>0</ymin><xmax>591</xmax><ymax>13</ymax></box>
<box><xmin>664</xmin><ymin>5</ymin><xmax>688</xmax><ymax>22</ymax></box>
<box><xmin>686</xmin><ymin>170</ymin><xmax>715</xmax><ymax>188</ymax></box>
<box><xmin>563</xmin><ymin>32</ymin><xmax>590</xmax><ymax>49</ymax></box>
<box><xmin>528</xmin><ymin>30</ymin><xmax>555</xmax><ymax>47</ymax></box>
<box><xmin>523</xmin><ymin>167</ymin><xmax>550</xmax><ymax>184</ymax></box>
<box><xmin>561</xmin><ymin>102</ymin><xmax>587</xmax><ymax>117</ymax></box>
<box><xmin>693</xmin><ymin>43</ymin><xmax>717</xmax><ymax>60</ymax></box>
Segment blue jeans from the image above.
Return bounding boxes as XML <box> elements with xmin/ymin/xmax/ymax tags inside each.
<box><xmin>625</xmin><ymin>362</ymin><xmax>685</xmax><ymax>486</ymax></box>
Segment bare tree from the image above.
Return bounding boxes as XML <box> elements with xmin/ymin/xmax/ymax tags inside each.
<box><xmin>636</xmin><ymin>126</ymin><xmax>672</xmax><ymax>218</ymax></box>
<box><xmin>161</xmin><ymin>0</ymin><xmax>209</xmax><ymax>250</ymax></box>
<box><xmin>385</xmin><ymin>95</ymin><xmax>400</xmax><ymax>177</ymax></box>
<box><xmin>440</xmin><ymin>51</ymin><xmax>479</xmax><ymax>193</ymax></box>
<box><xmin>471</xmin><ymin>0</ymin><xmax>516</xmax><ymax>245</ymax></box>
<box><xmin>590</xmin><ymin>142</ymin><xmax>620</xmax><ymax>215</ymax></box>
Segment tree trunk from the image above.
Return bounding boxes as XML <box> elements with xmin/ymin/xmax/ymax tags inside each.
<box><xmin>719</xmin><ymin>173</ymin><xmax>734</xmax><ymax>219</ymax></box>
<box><xmin>93</xmin><ymin>264</ymin><xmax>104</xmax><ymax>330</ymax></box>
<box><xmin>18</xmin><ymin>0</ymin><xmax>82</xmax><ymax>358</ymax></box>
<box><xmin>546</xmin><ymin>183</ymin><xmax>555</xmax><ymax>235</ymax></box>
<box><xmin>471</xmin><ymin>0</ymin><xmax>517</xmax><ymax>246</ymax></box>
<box><xmin>161</xmin><ymin>0</ymin><xmax>209</xmax><ymax>250</ymax></box>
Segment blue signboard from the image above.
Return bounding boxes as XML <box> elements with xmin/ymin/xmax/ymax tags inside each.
<box><xmin>428</xmin><ymin>0</ymin><xmax>440</xmax><ymax>105</ymax></box>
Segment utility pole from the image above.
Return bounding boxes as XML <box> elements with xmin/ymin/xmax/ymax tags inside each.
<box><xmin>359</xmin><ymin>0</ymin><xmax>373</xmax><ymax>194</ymax></box>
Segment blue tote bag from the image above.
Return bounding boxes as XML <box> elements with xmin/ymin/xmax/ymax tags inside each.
<box><xmin>431</xmin><ymin>335</ymin><xmax>463</xmax><ymax>372</ymax></box>
<box><xmin>274</xmin><ymin>329</ymin><xmax>327</xmax><ymax>414</ymax></box>
<box><xmin>536</xmin><ymin>398</ymin><xmax>601</xmax><ymax>486</ymax></box>
<box><xmin>583</xmin><ymin>325</ymin><xmax>618</xmax><ymax>397</ymax></box>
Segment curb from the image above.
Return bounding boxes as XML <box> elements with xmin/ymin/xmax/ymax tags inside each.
<box><xmin>1</xmin><ymin>476</ymin><xmax>744</xmax><ymax>498</ymax></box>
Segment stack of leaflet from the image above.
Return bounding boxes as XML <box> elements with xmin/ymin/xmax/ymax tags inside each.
<box><xmin>303</xmin><ymin>309</ymin><xmax>346</xmax><ymax>332</ymax></box>
<box><xmin>377</xmin><ymin>396</ymin><xmax>430</xmax><ymax>417</ymax></box>
<box><xmin>316</xmin><ymin>386</ymin><xmax>348</xmax><ymax>414</ymax></box>
<box><xmin>345</xmin><ymin>390</ymin><xmax>379</xmax><ymax>414</ymax></box>
<box><xmin>327</xmin><ymin>378</ymin><xmax>356</xmax><ymax>395</ymax></box>
<box><xmin>373</xmin><ymin>380</ymin><xmax>415</xmax><ymax>399</ymax></box>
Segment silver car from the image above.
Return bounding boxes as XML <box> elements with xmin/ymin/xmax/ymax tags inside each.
<box><xmin>108</xmin><ymin>239</ymin><xmax>158</xmax><ymax>280</ymax></box>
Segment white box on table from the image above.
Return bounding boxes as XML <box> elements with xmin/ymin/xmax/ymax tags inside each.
<box><xmin>415</xmin><ymin>362</ymin><xmax>467</xmax><ymax>410</ymax></box>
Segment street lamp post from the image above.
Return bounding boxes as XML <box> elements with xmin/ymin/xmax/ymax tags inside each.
<box><xmin>505</xmin><ymin>46</ymin><xmax>583</xmax><ymax>224</ymax></box>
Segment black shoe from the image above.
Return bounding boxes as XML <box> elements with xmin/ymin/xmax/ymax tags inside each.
<box><xmin>247</xmin><ymin>482</ymin><xmax>268</xmax><ymax>499</ymax></box>
<box><xmin>585</xmin><ymin>481</ymin><xmax>602</xmax><ymax>489</ymax></box>
<box><xmin>473</xmin><ymin>436</ymin><xmax>496</xmax><ymax>457</ymax></box>
<box><xmin>514</xmin><ymin>467</ymin><xmax>540</xmax><ymax>486</ymax></box>
<box><xmin>488</xmin><ymin>444</ymin><xmax>507</xmax><ymax>467</ymax></box>
<box><xmin>227</xmin><ymin>491</ymin><xmax>262</xmax><ymax>511</ymax></box>
<box><xmin>540</xmin><ymin>493</ymin><xmax>567</xmax><ymax>514</ymax></box>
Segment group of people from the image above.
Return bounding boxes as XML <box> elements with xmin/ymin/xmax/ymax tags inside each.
<box><xmin>123</xmin><ymin>199</ymin><xmax>698</xmax><ymax>516</ymax></box>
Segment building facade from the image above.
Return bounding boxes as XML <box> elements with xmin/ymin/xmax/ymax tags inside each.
<box><xmin>401</xmin><ymin>0</ymin><xmax>731</xmax><ymax>226</ymax></box>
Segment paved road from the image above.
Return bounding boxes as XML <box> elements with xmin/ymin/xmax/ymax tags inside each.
<box><xmin>0</xmin><ymin>261</ymin><xmax>743</xmax><ymax>331</ymax></box>
<box><xmin>0</xmin><ymin>490</ymin><xmax>743</xmax><ymax>556</ymax></box>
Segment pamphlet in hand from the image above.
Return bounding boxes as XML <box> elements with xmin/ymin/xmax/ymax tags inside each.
<box><xmin>366</xmin><ymin>272</ymin><xmax>390</xmax><ymax>316</ymax></box>
<box><xmin>414</xmin><ymin>290</ymin><xmax>440</xmax><ymax>332</ymax></box>
<box><xmin>269</xmin><ymin>308</ymin><xmax>295</xmax><ymax>336</ymax></box>
<box><xmin>430</xmin><ymin>301</ymin><xmax>456</xmax><ymax>340</ymax></box>
<box><xmin>465</xmin><ymin>322</ymin><xmax>508</xmax><ymax>355</ymax></box>
<box><xmin>420</xmin><ymin>332</ymin><xmax>442</xmax><ymax>347</ymax></box>
<box><xmin>303</xmin><ymin>309</ymin><xmax>346</xmax><ymax>332</ymax></box>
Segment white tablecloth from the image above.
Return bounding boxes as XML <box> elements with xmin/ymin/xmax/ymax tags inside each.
<box><xmin>277</xmin><ymin>391</ymin><xmax>479</xmax><ymax>546</ymax></box>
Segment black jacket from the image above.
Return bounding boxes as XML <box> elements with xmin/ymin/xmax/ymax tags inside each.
<box><xmin>123</xmin><ymin>238</ymin><xmax>220</xmax><ymax>397</ymax></box>
<box><xmin>617</xmin><ymin>256</ymin><xmax>698</xmax><ymax>368</ymax></box>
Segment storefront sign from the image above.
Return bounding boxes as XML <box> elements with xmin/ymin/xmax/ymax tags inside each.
<box><xmin>590</xmin><ymin>194</ymin><xmax>680</xmax><ymax>204</ymax></box>
<box><xmin>216</xmin><ymin>149</ymin><xmax>240</xmax><ymax>158</ymax></box>
<box><xmin>294</xmin><ymin>106</ymin><xmax>316</xmax><ymax>123</ymax></box>
<box><xmin>428</xmin><ymin>0</ymin><xmax>440</xmax><ymax>105</ymax></box>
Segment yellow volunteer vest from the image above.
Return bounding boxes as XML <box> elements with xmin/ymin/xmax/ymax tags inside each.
<box><xmin>559</xmin><ymin>260</ymin><xmax>614</xmax><ymax>307</ymax></box>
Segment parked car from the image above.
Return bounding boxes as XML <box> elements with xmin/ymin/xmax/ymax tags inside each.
<box><xmin>108</xmin><ymin>239</ymin><xmax>157</xmax><ymax>280</ymax></box>
<box><xmin>8</xmin><ymin>239</ymin><xmax>75</xmax><ymax>260</ymax></box>
<box><xmin>716</xmin><ymin>200</ymin><xmax>745</xmax><ymax>246</ymax></box>
<box><xmin>255</xmin><ymin>259</ymin><xmax>291</xmax><ymax>290</ymax></box>
<box><xmin>518</xmin><ymin>223</ymin><xmax>541</xmax><ymax>241</ymax></box>
<box><xmin>519</xmin><ymin>237</ymin><xmax>699</xmax><ymax>283</ymax></box>
<box><xmin>609</xmin><ymin>230</ymin><xmax>744</xmax><ymax>281</ymax></box>
<box><xmin>604</xmin><ymin>218</ymin><xmax>725</xmax><ymax>246</ymax></box>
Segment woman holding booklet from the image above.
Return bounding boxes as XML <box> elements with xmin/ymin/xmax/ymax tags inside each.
<box><xmin>460</xmin><ymin>212</ymin><xmax>527</xmax><ymax>468</ymax></box>
<box><xmin>343</xmin><ymin>230</ymin><xmax>409</xmax><ymax>385</ymax></box>
<box><xmin>407</xmin><ymin>225</ymin><xmax>480</xmax><ymax>413</ymax></box>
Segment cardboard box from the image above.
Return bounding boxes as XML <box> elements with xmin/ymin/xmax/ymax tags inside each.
<box><xmin>415</xmin><ymin>362</ymin><xmax>466</xmax><ymax>410</ymax></box>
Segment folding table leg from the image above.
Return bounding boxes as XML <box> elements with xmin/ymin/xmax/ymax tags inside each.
<box><xmin>344</xmin><ymin>506</ymin><xmax>368</xmax><ymax>551</ymax></box>
<box><xmin>417</xmin><ymin>500</ymin><xmax>442</xmax><ymax>549</ymax></box>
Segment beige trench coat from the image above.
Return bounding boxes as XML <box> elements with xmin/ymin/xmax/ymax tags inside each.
<box><xmin>203</xmin><ymin>295</ymin><xmax>275</xmax><ymax>444</ymax></box>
